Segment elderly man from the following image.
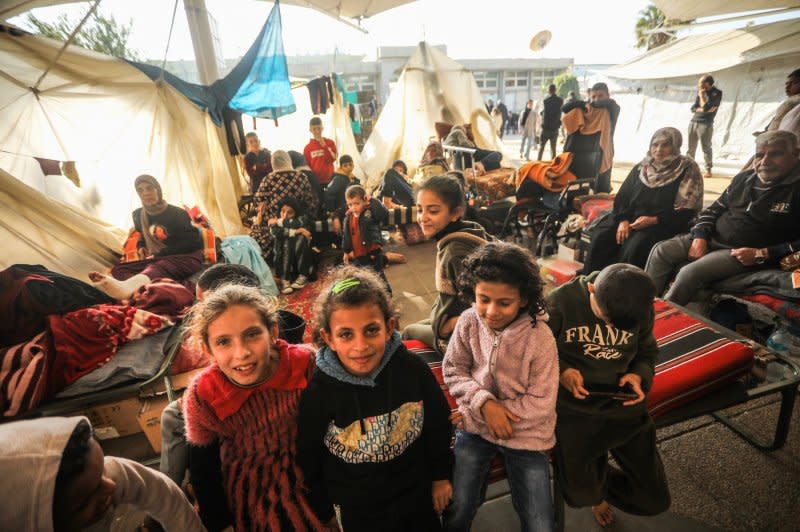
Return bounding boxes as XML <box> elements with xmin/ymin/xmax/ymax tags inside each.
<box><xmin>645</xmin><ymin>130</ymin><xmax>800</xmax><ymax>305</ymax></box>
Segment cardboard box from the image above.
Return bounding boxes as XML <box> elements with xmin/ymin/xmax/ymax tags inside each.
<box><xmin>78</xmin><ymin>398</ymin><xmax>143</xmax><ymax>439</ymax></box>
<box><xmin>169</xmin><ymin>367</ymin><xmax>206</xmax><ymax>392</ymax></box>
<box><xmin>538</xmin><ymin>256</ymin><xmax>582</xmax><ymax>287</ymax></box>
<box><xmin>137</xmin><ymin>395</ymin><xmax>172</xmax><ymax>454</ymax></box>
<box><xmin>557</xmin><ymin>243</ymin><xmax>581</xmax><ymax>263</ymax></box>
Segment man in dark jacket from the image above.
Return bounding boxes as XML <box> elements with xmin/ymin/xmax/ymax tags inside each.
<box><xmin>538</xmin><ymin>84</ymin><xmax>564</xmax><ymax>161</ymax></box>
<box><xmin>688</xmin><ymin>74</ymin><xmax>723</xmax><ymax>178</ymax></box>
<box><xmin>646</xmin><ymin>130</ymin><xmax>800</xmax><ymax>305</ymax></box>
<box><xmin>496</xmin><ymin>101</ymin><xmax>509</xmax><ymax>139</ymax></box>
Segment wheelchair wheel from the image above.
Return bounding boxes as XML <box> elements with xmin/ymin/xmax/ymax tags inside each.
<box><xmin>238</xmin><ymin>195</ymin><xmax>256</xmax><ymax>228</ymax></box>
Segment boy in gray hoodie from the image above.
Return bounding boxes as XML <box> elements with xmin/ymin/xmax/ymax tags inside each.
<box><xmin>0</xmin><ymin>416</ymin><xmax>204</xmax><ymax>531</ymax></box>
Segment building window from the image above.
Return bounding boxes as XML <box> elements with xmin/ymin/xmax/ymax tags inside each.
<box><xmin>345</xmin><ymin>75</ymin><xmax>376</xmax><ymax>92</ymax></box>
<box><xmin>474</xmin><ymin>71</ymin><xmax>498</xmax><ymax>89</ymax></box>
<box><xmin>504</xmin><ymin>71</ymin><xmax>528</xmax><ymax>88</ymax></box>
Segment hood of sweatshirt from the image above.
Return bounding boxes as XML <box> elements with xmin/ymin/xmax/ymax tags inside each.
<box><xmin>435</xmin><ymin>220</ymin><xmax>493</xmax><ymax>247</ymax></box>
<box><xmin>0</xmin><ymin>416</ymin><xmax>87</xmax><ymax>532</ymax></box>
<box><xmin>315</xmin><ymin>331</ymin><xmax>402</xmax><ymax>387</ymax></box>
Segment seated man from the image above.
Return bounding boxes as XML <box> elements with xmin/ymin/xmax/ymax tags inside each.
<box><xmin>378</xmin><ymin>160</ymin><xmax>414</xmax><ymax>209</ymax></box>
<box><xmin>646</xmin><ymin>130</ymin><xmax>800</xmax><ymax>305</ymax></box>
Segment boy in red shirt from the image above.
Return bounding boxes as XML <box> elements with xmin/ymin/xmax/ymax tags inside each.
<box><xmin>303</xmin><ymin>116</ymin><xmax>337</xmax><ymax>186</ymax></box>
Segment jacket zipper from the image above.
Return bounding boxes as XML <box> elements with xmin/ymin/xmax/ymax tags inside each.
<box><xmin>488</xmin><ymin>330</ymin><xmax>501</xmax><ymax>396</ymax></box>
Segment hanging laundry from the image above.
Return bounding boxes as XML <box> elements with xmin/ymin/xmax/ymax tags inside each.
<box><xmin>307</xmin><ymin>76</ymin><xmax>332</xmax><ymax>114</ymax></box>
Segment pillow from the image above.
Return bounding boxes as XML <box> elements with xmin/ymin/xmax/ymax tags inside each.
<box><xmin>435</xmin><ymin>122</ymin><xmax>475</xmax><ymax>142</ymax></box>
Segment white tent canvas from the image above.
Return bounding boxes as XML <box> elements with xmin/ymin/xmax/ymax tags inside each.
<box><xmin>0</xmin><ymin>28</ymin><xmax>245</xmax><ymax>244</ymax></box>
<box><xmin>361</xmin><ymin>42</ymin><xmax>503</xmax><ymax>188</ymax></box>
<box><xmin>606</xmin><ymin>19</ymin><xmax>800</xmax><ymax>168</ymax></box>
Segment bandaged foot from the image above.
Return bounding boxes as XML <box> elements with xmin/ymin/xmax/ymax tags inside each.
<box><xmin>591</xmin><ymin>500</ymin><xmax>615</xmax><ymax>527</ymax></box>
<box><xmin>89</xmin><ymin>272</ymin><xmax>151</xmax><ymax>301</ymax></box>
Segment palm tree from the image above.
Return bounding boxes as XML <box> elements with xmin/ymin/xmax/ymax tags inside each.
<box><xmin>635</xmin><ymin>4</ymin><xmax>676</xmax><ymax>50</ymax></box>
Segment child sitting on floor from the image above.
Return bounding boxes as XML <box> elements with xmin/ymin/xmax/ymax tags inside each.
<box><xmin>297</xmin><ymin>267</ymin><xmax>454</xmax><ymax>532</ymax></box>
<box><xmin>182</xmin><ymin>285</ymin><xmax>335</xmax><ymax>531</ymax></box>
<box><xmin>341</xmin><ymin>185</ymin><xmax>391</xmax><ymax>291</ymax></box>
<box><xmin>442</xmin><ymin>242</ymin><xmax>559</xmax><ymax>532</ymax></box>
<box><xmin>547</xmin><ymin>263</ymin><xmax>671</xmax><ymax>527</ymax></box>
<box><xmin>270</xmin><ymin>197</ymin><xmax>314</xmax><ymax>294</ymax></box>
<box><xmin>0</xmin><ymin>416</ymin><xmax>204</xmax><ymax>531</ymax></box>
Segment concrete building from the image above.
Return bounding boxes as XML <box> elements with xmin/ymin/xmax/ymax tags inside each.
<box><xmin>160</xmin><ymin>45</ymin><xmax>573</xmax><ymax>115</ymax></box>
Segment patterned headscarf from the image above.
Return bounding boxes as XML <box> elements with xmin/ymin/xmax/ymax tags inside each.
<box><xmin>419</xmin><ymin>141</ymin><xmax>447</xmax><ymax>167</ymax></box>
<box><xmin>444</xmin><ymin>125</ymin><xmax>474</xmax><ymax>149</ymax></box>
<box><xmin>134</xmin><ymin>174</ymin><xmax>169</xmax><ymax>255</ymax></box>
<box><xmin>638</xmin><ymin>127</ymin><xmax>704</xmax><ymax>212</ymax></box>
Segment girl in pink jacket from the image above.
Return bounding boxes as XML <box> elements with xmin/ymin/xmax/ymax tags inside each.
<box><xmin>442</xmin><ymin>242</ymin><xmax>559</xmax><ymax>532</ymax></box>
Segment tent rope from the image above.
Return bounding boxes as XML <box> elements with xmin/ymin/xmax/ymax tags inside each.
<box><xmin>32</xmin><ymin>0</ymin><xmax>102</xmax><ymax>93</ymax></box>
<box><xmin>158</xmin><ymin>0</ymin><xmax>180</xmax><ymax>81</ymax></box>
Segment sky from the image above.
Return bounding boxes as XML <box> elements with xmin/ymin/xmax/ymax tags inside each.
<box><xmin>14</xmin><ymin>0</ymin><xmax>654</xmax><ymax>65</ymax></box>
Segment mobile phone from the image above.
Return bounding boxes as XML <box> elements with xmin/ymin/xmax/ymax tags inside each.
<box><xmin>584</xmin><ymin>382</ymin><xmax>639</xmax><ymax>401</ymax></box>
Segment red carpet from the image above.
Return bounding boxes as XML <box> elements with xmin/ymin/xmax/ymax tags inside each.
<box><xmin>278</xmin><ymin>276</ymin><xmax>326</xmax><ymax>343</ymax></box>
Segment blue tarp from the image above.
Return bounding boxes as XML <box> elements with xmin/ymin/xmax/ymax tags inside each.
<box><xmin>227</xmin><ymin>0</ymin><xmax>295</xmax><ymax>119</ymax></box>
<box><xmin>128</xmin><ymin>0</ymin><xmax>294</xmax><ymax>125</ymax></box>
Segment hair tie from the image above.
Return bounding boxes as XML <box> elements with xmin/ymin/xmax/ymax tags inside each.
<box><xmin>332</xmin><ymin>278</ymin><xmax>360</xmax><ymax>295</ymax></box>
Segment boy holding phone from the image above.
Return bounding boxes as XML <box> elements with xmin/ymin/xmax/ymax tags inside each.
<box><xmin>546</xmin><ymin>263</ymin><xmax>671</xmax><ymax>527</ymax></box>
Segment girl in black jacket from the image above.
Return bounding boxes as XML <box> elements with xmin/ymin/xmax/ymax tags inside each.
<box><xmin>297</xmin><ymin>267</ymin><xmax>454</xmax><ymax>532</ymax></box>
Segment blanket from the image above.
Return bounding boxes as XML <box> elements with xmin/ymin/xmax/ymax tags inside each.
<box><xmin>516</xmin><ymin>153</ymin><xmax>576</xmax><ymax>193</ymax></box>
<box><xmin>562</xmin><ymin>106</ymin><xmax>613</xmax><ymax>174</ymax></box>
<box><xmin>0</xmin><ymin>280</ymin><xmax>193</xmax><ymax>418</ymax></box>
<box><xmin>465</xmin><ymin>167</ymin><xmax>517</xmax><ymax>201</ymax></box>
<box><xmin>0</xmin><ymin>265</ymin><xmax>113</xmax><ymax>348</ymax></box>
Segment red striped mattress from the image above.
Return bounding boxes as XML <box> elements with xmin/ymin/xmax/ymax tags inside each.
<box><xmin>648</xmin><ymin>299</ymin><xmax>754</xmax><ymax>419</ymax></box>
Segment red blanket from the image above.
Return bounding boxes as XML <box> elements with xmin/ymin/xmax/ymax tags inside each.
<box><xmin>0</xmin><ymin>281</ymin><xmax>193</xmax><ymax>418</ymax></box>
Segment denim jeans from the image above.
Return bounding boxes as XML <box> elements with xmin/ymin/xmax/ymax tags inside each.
<box><xmin>520</xmin><ymin>135</ymin><xmax>534</xmax><ymax>160</ymax></box>
<box><xmin>444</xmin><ymin>431</ymin><xmax>554</xmax><ymax>532</ymax></box>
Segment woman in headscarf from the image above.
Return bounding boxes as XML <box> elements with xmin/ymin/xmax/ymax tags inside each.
<box><xmin>249</xmin><ymin>150</ymin><xmax>319</xmax><ymax>263</ymax></box>
<box><xmin>582</xmin><ymin>127</ymin><xmax>704</xmax><ymax>273</ymax></box>
<box><xmin>443</xmin><ymin>125</ymin><xmax>475</xmax><ymax>171</ymax></box>
<box><xmin>89</xmin><ymin>174</ymin><xmax>204</xmax><ymax>300</ymax></box>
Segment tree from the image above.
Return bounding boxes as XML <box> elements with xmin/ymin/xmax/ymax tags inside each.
<box><xmin>25</xmin><ymin>10</ymin><xmax>140</xmax><ymax>61</ymax></box>
<box><xmin>635</xmin><ymin>4</ymin><xmax>679</xmax><ymax>50</ymax></box>
<box><xmin>553</xmin><ymin>73</ymin><xmax>580</xmax><ymax>100</ymax></box>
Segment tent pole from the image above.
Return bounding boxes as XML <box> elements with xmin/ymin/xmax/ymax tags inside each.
<box><xmin>293</xmin><ymin>2</ymin><xmax>368</xmax><ymax>33</ymax></box>
<box><xmin>32</xmin><ymin>0</ymin><xmax>101</xmax><ymax>92</ymax></box>
<box><xmin>184</xmin><ymin>0</ymin><xmax>221</xmax><ymax>84</ymax></box>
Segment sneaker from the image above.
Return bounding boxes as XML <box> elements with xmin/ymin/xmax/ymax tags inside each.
<box><xmin>291</xmin><ymin>275</ymin><xmax>308</xmax><ymax>289</ymax></box>
<box><xmin>703</xmin><ymin>169</ymin><xmax>713</xmax><ymax>178</ymax></box>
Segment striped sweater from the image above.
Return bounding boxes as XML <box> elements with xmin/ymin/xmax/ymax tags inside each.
<box><xmin>184</xmin><ymin>341</ymin><xmax>324</xmax><ymax>532</ymax></box>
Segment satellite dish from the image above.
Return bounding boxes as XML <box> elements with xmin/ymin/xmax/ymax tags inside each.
<box><xmin>530</xmin><ymin>30</ymin><xmax>552</xmax><ymax>52</ymax></box>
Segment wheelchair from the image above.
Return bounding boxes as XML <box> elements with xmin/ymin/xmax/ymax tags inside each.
<box><xmin>499</xmin><ymin>131</ymin><xmax>603</xmax><ymax>257</ymax></box>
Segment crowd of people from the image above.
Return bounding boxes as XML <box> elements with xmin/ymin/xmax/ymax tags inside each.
<box><xmin>1</xmin><ymin>68</ymin><xmax>798</xmax><ymax>532</ymax></box>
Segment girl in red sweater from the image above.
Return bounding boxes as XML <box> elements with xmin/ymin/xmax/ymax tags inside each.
<box><xmin>182</xmin><ymin>285</ymin><xmax>337</xmax><ymax>531</ymax></box>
